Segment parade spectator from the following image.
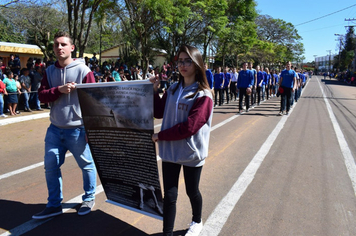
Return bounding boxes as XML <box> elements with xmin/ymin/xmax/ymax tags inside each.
<box><xmin>8</xmin><ymin>54</ymin><xmax>21</xmax><ymax>75</ymax></box>
<box><xmin>26</xmin><ymin>57</ymin><xmax>34</xmax><ymax>70</ymax></box>
<box><xmin>3</xmin><ymin>71</ymin><xmax>21</xmax><ymax>116</ymax></box>
<box><xmin>94</xmin><ymin>66</ymin><xmax>103</xmax><ymax>82</ymax></box>
<box><xmin>103</xmin><ymin>71</ymin><xmax>114</xmax><ymax>82</ymax></box>
<box><xmin>33</xmin><ymin>31</ymin><xmax>97</xmax><ymax>219</ymax></box>
<box><xmin>0</xmin><ymin>78</ymin><xmax>6</xmax><ymax>117</ymax></box>
<box><xmin>90</xmin><ymin>53</ymin><xmax>98</xmax><ymax>65</ymax></box>
<box><xmin>278</xmin><ymin>61</ymin><xmax>296</xmax><ymax>116</ymax></box>
<box><xmin>0</xmin><ymin>58</ymin><xmax>4</xmax><ymax>79</ymax></box>
<box><xmin>119</xmin><ymin>69</ymin><xmax>128</xmax><ymax>81</ymax></box>
<box><xmin>166</xmin><ymin>66</ymin><xmax>172</xmax><ymax>84</ymax></box>
<box><xmin>160</xmin><ymin>68</ymin><xmax>168</xmax><ymax>91</ymax></box>
<box><xmin>112</xmin><ymin>67</ymin><xmax>121</xmax><ymax>81</ymax></box>
<box><xmin>237</xmin><ymin>62</ymin><xmax>254</xmax><ymax>113</ymax></box>
<box><xmin>35</xmin><ymin>58</ymin><xmax>43</xmax><ymax>68</ymax></box>
<box><xmin>101</xmin><ymin>61</ymin><xmax>111</xmax><ymax>74</ymax></box>
<box><xmin>47</xmin><ymin>54</ymin><xmax>56</xmax><ymax>67</ymax></box>
<box><xmin>124</xmin><ymin>69</ymin><xmax>132</xmax><ymax>80</ymax></box>
<box><xmin>31</xmin><ymin>66</ymin><xmax>43</xmax><ymax>110</ymax></box>
<box><xmin>42</xmin><ymin>57</ymin><xmax>48</xmax><ymax>68</ymax></box>
<box><xmin>151</xmin><ymin>44</ymin><xmax>213</xmax><ymax>236</ymax></box>
<box><xmin>134</xmin><ymin>66</ymin><xmax>143</xmax><ymax>80</ymax></box>
<box><xmin>19</xmin><ymin>68</ymin><xmax>32</xmax><ymax>112</ymax></box>
<box><xmin>213</xmin><ymin>66</ymin><xmax>224</xmax><ymax>107</ymax></box>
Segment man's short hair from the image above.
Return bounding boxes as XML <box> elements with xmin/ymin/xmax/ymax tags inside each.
<box><xmin>54</xmin><ymin>31</ymin><xmax>73</xmax><ymax>45</ymax></box>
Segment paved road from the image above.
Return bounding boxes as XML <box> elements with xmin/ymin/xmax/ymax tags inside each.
<box><xmin>1</xmin><ymin>76</ymin><xmax>356</xmax><ymax>236</ymax></box>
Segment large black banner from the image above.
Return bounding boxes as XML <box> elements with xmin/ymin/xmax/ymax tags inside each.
<box><xmin>76</xmin><ymin>81</ymin><xmax>163</xmax><ymax>220</ymax></box>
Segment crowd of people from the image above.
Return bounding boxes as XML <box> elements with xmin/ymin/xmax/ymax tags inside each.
<box><xmin>204</xmin><ymin>61</ymin><xmax>310</xmax><ymax>116</ymax></box>
<box><xmin>0</xmin><ymin>54</ymin><xmax>49</xmax><ymax>117</ymax></box>
<box><xmin>0</xmin><ymin>52</ymin><xmax>181</xmax><ymax>117</ymax></box>
<box><xmin>0</xmin><ymin>50</ymin><xmax>311</xmax><ymax>119</ymax></box>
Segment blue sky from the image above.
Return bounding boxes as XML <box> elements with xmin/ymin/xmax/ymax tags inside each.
<box><xmin>256</xmin><ymin>0</ymin><xmax>356</xmax><ymax>62</ymax></box>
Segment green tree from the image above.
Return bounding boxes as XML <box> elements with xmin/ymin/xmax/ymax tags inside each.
<box><xmin>215</xmin><ymin>0</ymin><xmax>257</xmax><ymax>68</ymax></box>
<box><xmin>339</xmin><ymin>26</ymin><xmax>356</xmax><ymax>71</ymax></box>
<box><xmin>113</xmin><ymin>0</ymin><xmax>174</xmax><ymax>73</ymax></box>
<box><xmin>153</xmin><ymin>0</ymin><xmax>193</xmax><ymax>64</ymax></box>
<box><xmin>3</xmin><ymin>2</ymin><xmax>66</xmax><ymax>58</ymax></box>
<box><xmin>194</xmin><ymin>0</ymin><xmax>229</xmax><ymax>61</ymax></box>
<box><xmin>254</xmin><ymin>14</ymin><xmax>304</xmax><ymax>66</ymax></box>
<box><xmin>0</xmin><ymin>14</ymin><xmax>25</xmax><ymax>43</ymax></box>
<box><xmin>66</xmin><ymin>0</ymin><xmax>105</xmax><ymax>57</ymax></box>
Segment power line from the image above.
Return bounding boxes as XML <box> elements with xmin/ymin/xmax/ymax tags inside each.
<box><xmin>295</xmin><ymin>3</ymin><xmax>356</xmax><ymax>26</ymax></box>
<box><xmin>298</xmin><ymin>23</ymin><xmax>346</xmax><ymax>33</ymax></box>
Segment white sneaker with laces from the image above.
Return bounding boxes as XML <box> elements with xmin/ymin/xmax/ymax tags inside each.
<box><xmin>0</xmin><ymin>114</ymin><xmax>7</xmax><ymax>117</ymax></box>
<box><xmin>185</xmin><ymin>220</ymin><xmax>203</xmax><ymax>236</ymax></box>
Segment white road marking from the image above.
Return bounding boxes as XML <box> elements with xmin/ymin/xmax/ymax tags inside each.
<box><xmin>0</xmin><ymin>153</ymin><xmax>72</xmax><ymax>181</ymax></box>
<box><xmin>201</xmin><ymin>111</ymin><xmax>289</xmax><ymax>236</ymax></box>
<box><xmin>316</xmin><ymin>78</ymin><xmax>356</xmax><ymax>195</ymax></box>
<box><xmin>201</xmin><ymin>80</ymin><xmax>309</xmax><ymax>236</ymax></box>
<box><xmin>0</xmin><ymin>112</ymin><xmax>49</xmax><ymax>126</ymax></box>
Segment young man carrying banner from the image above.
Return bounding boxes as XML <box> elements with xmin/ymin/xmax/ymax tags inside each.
<box><xmin>33</xmin><ymin>31</ymin><xmax>97</xmax><ymax>219</ymax></box>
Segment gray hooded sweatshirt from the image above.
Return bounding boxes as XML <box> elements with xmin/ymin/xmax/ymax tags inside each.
<box><xmin>45</xmin><ymin>58</ymin><xmax>91</xmax><ymax>128</ymax></box>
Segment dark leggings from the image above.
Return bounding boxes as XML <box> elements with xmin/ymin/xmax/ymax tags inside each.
<box><xmin>162</xmin><ymin>161</ymin><xmax>203</xmax><ymax>235</ymax></box>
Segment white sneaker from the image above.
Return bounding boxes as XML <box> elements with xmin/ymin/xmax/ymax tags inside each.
<box><xmin>185</xmin><ymin>220</ymin><xmax>203</xmax><ymax>236</ymax></box>
<box><xmin>0</xmin><ymin>114</ymin><xmax>8</xmax><ymax>118</ymax></box>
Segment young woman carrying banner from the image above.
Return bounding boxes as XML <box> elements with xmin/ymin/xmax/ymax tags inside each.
<box><xmin>150</xmin><ymin>45</ymin><xmax>214</xmax><ymax>236</ymax></box>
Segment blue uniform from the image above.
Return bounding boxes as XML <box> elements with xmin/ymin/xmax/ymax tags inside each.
<box><xmin>237</xmin><ymin>70</ymin><xmax>254</xmax><ymax>88</ymax></box>
<box><xmin>205</xmin><ymin>69</ymin><xmax>214</xmax><ymax>89</ymax></box>
<box><xmin>257</xmin><ymin>71</ymin><xmax>264</xmax><ymax>85</ymax></box>
<box><xmin>280</xmin><ymin>69</ymin><xmax>296</xmax><ymax>88</ymax></box>
<box><xmin>214</xmin><ymin>72</ymin><xmax>224</xmax><ymax>106</ymax></box>
<box><xmin>214</xmin><ymin>73</ymin><xmax>224</xmax><ymax>89</ymax></box>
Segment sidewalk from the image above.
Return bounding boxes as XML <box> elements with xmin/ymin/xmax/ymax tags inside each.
<box><xmin>0</xmin><ymin>109</ymin><xmax>50</xmax><ymax>126</ymax></box>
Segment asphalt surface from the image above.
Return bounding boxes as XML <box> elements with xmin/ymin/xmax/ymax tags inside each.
<box><xmin>1</xmin><ymin>75</ymin><xmax>356</xmax><ymax>236</ymax></box>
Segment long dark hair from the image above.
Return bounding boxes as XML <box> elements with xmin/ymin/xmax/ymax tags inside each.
<box><xmin>172</xmin><ymin>45</ymin><xmax>211</xmax><ymax>98</ymax></box>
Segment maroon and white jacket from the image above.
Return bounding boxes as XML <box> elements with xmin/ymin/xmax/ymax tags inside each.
<box><xmin>154</xmin><ymin>81</ymin><xmax>213</xmax><ymax>167</ymax></box>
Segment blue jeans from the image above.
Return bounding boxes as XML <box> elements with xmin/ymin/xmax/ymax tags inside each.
<box><xmin>261</xmin><ymin>85</ymin><xmax>266</xmax><ymax>100</ymax></box>
<box><xmin>30</xmin><ymin>91</ymin><xmax>41</xmax><ymax>109</ymax></box>
<box><xmin>0</xmin><ymin>94</ymin><xmax>4</xmax><ymax>115</ymax></box>
<box><xmin>22</xmin><ymin>91</ymin><xmax>30</xmax><ymax>110</ymax></box>
<box><xmin>44</xmin><ymin>124</ymin><xmax>97</xmax><ymax>207</ymax></box>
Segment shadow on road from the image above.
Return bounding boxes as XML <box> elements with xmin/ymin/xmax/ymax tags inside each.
<box><xmin>0</xmin><ymin>199</ymin><xmax>185</xmax><ymax>236</ymax></box>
